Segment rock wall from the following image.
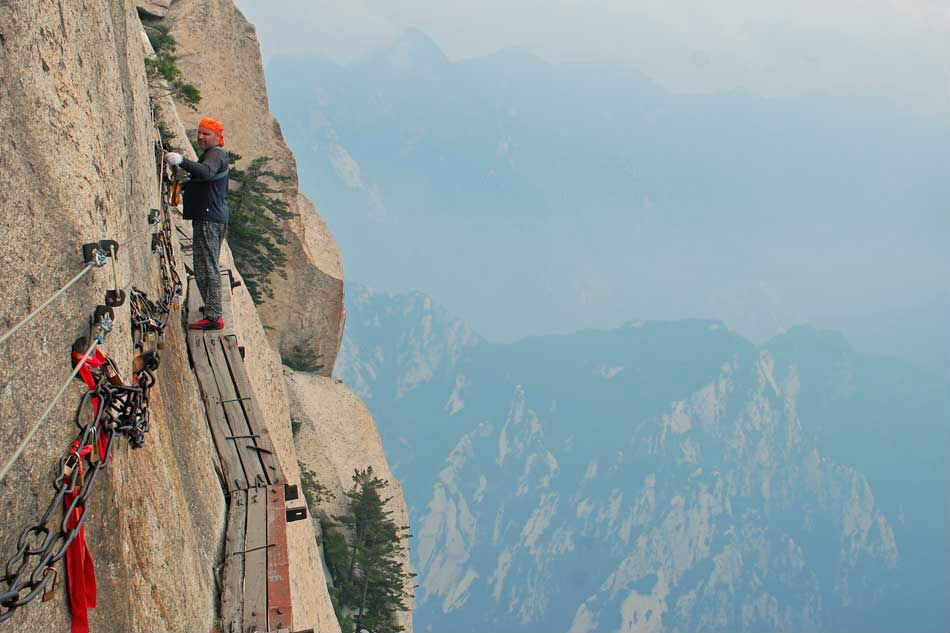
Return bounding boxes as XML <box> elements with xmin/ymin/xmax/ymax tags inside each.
<box><xmin>0</xmin><ymin>2</ymin><xmax>223</xmax><ymax>631</ymax></box>
<box><xmin>0</xmin><ymin>0</ymin><xmax>406</xmax><ymax>632</ymax></box>
<box><xmin>157</xmin><ymin>0</ymin><xmax>345</xmax><ymax>378</ymax></box>
<box><xmin>149</xmin><ymin>0</ymin><xmax>414</xmax><ymax>624</ymax></box>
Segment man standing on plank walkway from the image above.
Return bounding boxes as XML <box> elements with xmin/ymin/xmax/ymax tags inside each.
<box><xmin>166</xmin><ymin>117</ymin><xmax>230</xmax><ymax>330</ymax></box>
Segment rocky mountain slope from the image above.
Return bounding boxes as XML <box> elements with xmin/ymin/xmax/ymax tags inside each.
<box><xmin>337</xmin><ymin>284</ymin><xmax>949</xmax><ymax>633</ymax></box>
<box><xmin>0</xmin><ymin>2</ymin><xmax>410</xmax><ymax>632</ymax></box>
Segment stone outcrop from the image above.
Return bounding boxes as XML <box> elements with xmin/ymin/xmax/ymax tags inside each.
<box><xmin>0</xmin><ymin>1</ymin><xmax>406</xmax><ymax>632</ymax></box>
<box><xmin>136</xmin><ymin>0</ymin><xmax>172</xmax><ymax>18</ymax></box>
<box><xmin>154</xmin><ymin>0</ymin><xmax>345</xmax><ymax>378</ymax></box>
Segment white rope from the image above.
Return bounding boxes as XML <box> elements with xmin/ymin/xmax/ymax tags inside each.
<box><xmin>0</xmin><ymin>264</ymin><xmax>95</xmax><ymax>348</ymax></box>
<box><xmin>0</xmin><ymin>331</ymin><xmax>102</xmax><ymax>484</ymax></box>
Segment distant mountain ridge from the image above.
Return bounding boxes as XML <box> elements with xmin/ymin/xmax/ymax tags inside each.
<box><xmin>336</xmin><ymin>283</ymin><xmax>949</xmax><ymax>633</ymax></box>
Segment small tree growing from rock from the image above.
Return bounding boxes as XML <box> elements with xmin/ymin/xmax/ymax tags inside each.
<box><xmin>142</xmin><ymin>23</ymin><xmax>201</xmax><ymax>108</ymax></box>
<box><xmin>328</xmin><ymin>467</ymin><xmax>414</xmax><ymax>633</ymax></box>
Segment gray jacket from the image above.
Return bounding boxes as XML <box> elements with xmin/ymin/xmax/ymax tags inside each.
<box><xmin>181</xmin><ymin>146</ymin><xmax>229</xmax><ymax>224</ymax></box>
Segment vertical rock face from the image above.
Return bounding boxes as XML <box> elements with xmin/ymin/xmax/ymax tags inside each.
<box><xmin>157</xmin><ymin>0</ymin><xmax>345</xmax><ymax>377</ymax></box>
<box><xmin>0</xmin><ymin>2</ymin><xmax>224</xmax><ymax>631</ymax></box>
<box><xmin>146</xmin><ymin>28</ymin><xmax>341</xmax><ymax>632</ymax></box>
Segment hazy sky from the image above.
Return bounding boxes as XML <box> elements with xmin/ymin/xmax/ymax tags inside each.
<box><xmin>234</xmin><ymin>0</ymin><xmax>948</xmax><ymax>120</ymax></box>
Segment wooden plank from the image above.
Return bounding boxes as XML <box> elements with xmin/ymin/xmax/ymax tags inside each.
<box><xmin>266</xmin><ymin>485</ymin><xmax>293</xmax><ymax>632</ymax></box>
<box><xmin>221</xmin><ymin>335</ymin><xmax>285</xmax><ymax>485</ymax></box>
<box><xmin>220</xmin><ymin>490</ymin><xmax>247</xmax><ymax>633</ymax></box>
<box><xmin>186</xmin><ymin>276</ymin><xmax>202</xmax><ymax>326</ymax></box>
<box><xmin>243</xmin><ymin>487</ymin><xmax>268</xmax><ymax>633</ymax></box>
<box><xmin>219</xmin><ymin>270</ymin><xmax>235</xmax><ymax>337</ymax></box>
<box><xmin>191</xmin><ymin>335</ymin><xmax>248</xmax><ymax>491</ymax></box>
<box><xmin>205</xmin><ymin>335</ymin><xmax>267</xmax><ymax>488</ymax></box>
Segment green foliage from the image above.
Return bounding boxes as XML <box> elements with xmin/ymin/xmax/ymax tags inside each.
<box><xmin>300</xmin><ymin>467</ymin><xmax>335</xmax><ymax>507</ymax></box>
<box><xmin>322</xmin><ymin>523</ymin><xmax>354</xmax><ymax>631</ymax></box>
<box><xmin>325</xmin><ymin>467</ymin><xmax>415</xmax><ymax>633</ymax></box>
<box><xmin>143</xmin><ymin>24</ymin><xmax>201</xmax><ymax>108</ymax></box>
<box><xmin>225</xmin><ymin>154</ymin><xmax>297</xmax><ymax>303</ymax></box>
<box><xmin>291</xmin><ymin>416</ymin><xmax>302</xmax><ymax>438</ymax></box>
<box><xmin>143</xmin><ymin>22</ymin><xmax>176</xmax><ymax>54</ymax></box>
<box><xmin>282</xmin><ymin>342</ymin><xmax>324</xmax><ymax>374</ymax></box>
<box><xmin>298</xmin><ymin>467</ymin><xmax>350</xmax><ymax>629</ymax></box>
<box><xmin>150</xmin><ymin>103</ymin><xmax>181</xmax><ymax>151</ymax></box>
<box><xmin>156</xmin><ymin>120</ymin><xmax>176</xmax><ymax>148</ymax></box>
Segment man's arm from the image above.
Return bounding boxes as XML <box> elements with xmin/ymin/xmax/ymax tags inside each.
<box><xmin>179</xmin><ymin>148</ymin><xmax>227</xmax><ymax>180</ymax></box>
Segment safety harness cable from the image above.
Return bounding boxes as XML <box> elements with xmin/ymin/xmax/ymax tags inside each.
<box><xmin>0</xmin><ymin>331</ymin><xmax>104</xmax><ymax>485</ymax></box>
<box><xmin>0</xmin><ymin>264</ymin><xmax>96</xmax><ymax>348</ymax></box>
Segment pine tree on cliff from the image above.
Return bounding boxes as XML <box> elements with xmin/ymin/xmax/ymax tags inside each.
<box><xmin>225</xmin><ymin>153</ymin><xmax>297</xmax><ymax>303</ymax></box>
<box><xmin>331</xmin><ymin>467</ymin><xmax>414</xmax><ymax>633</ymax></box>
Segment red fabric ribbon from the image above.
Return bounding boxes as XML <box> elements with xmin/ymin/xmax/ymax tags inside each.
<box><xmin>64</xmin><ymin>441</ymin><xmax>96</xmax><ymax>633</ymax></box>
<box><xmin>72</xmin><ymin>349</ymin><xmax>109</xmax><ymax>459</ymax></box>
<box><xmin>65</xmin><ymin>350</ymin><xmax>111</xmax><ymax>633</ymax></box>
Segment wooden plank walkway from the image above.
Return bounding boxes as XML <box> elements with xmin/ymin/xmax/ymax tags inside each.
<box><xmin>244</xmin><ymin>487</ymin><xmax>268</xmax><ymax>633</ymax></box>
<box><xmin>185</xmin><ymin>272</ymin><xmax>296</xmax><ymax>633</ymax></box>
<box><xmin>186</xmin><ymin>275</ymin><xmax>284</xmax><ymax>491</ymax></box>
<box><xmin>220</xmin><ymin>490</ymin><xmax>246</xmax><ymax>633</ymax></box>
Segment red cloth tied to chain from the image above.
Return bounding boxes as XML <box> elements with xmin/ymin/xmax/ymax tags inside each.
<box><xmin>65</xmin><ymin>349</ymin><xmax>111</xmax><ymax>633</ymax></box>
<box><xmin>64</xmin><ymin>441</ymin><xmax>96</xmax><ymax>633</ymax></box>
<box><xmin>72</xmin><ymin>349</ymin><xmax>110</xmax><ymax>459</ymax></box>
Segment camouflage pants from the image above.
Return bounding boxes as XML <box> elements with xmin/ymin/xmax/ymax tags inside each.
<box><xmin>193</xmin><ymin>220</ymin><xmax>226</xmax><ymax>320</ymax></box>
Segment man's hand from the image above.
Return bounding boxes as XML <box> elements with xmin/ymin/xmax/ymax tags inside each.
<box><xmin>165</xmin><ymin>152</ymin><xmax>183</xmax><ymax>166</ymax></box>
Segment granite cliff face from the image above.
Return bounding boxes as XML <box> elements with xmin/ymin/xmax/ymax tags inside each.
<box><xmin>0</xmin><ymin>1</ymin><xmax>409</xmax><ymax>631</ymax></box>
<box><xmin>0</xmin><ymin>2</ymin><xmax>225</xmax><ymax>630</ymax></box>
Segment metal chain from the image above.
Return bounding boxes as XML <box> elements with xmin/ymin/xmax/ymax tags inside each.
<box><xmin>0</xmin><ymin>337</ymin><xmax>161</xmax><ymax>620</ymax></box>
<box><xmin>0</xmin><ymin>385</ymin><xmax>116</xmax><ymax>622</ymax></box>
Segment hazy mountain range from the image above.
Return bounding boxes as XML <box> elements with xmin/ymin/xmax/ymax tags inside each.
<box><xmin>335</xmin><ymin>282</ymin><xmax>949</xmax><ymax>632</ymax></box>
<box><xmin>262</xmin><ymin>27</ymin><xmax>949</xmax><ymax>632</ymax></box>
<box><xmin>265</xmin><ymin>28</ymin><xmax>949</xmax><ymax>376</ymax></box>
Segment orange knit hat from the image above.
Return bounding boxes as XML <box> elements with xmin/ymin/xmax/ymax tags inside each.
<box><xmin>198</xmin><ymin>117</ymin><xmax>225</xmax><ymax>146</ymax></box>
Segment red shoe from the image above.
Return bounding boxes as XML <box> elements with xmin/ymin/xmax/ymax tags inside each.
<box><xmin>188</xmin><ymin>317</ymin><xmax>224</xmax><ymax>330</ymax></box>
